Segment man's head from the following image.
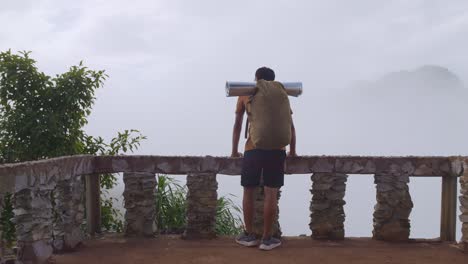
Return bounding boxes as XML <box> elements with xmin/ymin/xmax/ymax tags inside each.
<box><xmin>255</xmin><ymin>67</ymin><xmax>275</xmax><ymax>81</ymax></box>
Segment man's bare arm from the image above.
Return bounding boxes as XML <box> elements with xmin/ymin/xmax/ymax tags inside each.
<box><xmin>288</xmin><ymin>120</ymin><xmax>297</xmax><ymax>157</ymax></box>
<box><xmin>231</xmin><ymin>112</ymin><xmax>244</xmax><ymax>157</ymax></box>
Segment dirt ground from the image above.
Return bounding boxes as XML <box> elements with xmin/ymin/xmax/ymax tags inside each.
<box><xmin>54</xmin><ymin>235</ymin><xmax>467</xmax><ymax>264</ymax></box>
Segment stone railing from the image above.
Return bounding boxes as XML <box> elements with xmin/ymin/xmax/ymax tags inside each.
<box><xmin>0</xmin><ymin>155</ymin><xmax>467</xmax><ymax>263</ymax></box>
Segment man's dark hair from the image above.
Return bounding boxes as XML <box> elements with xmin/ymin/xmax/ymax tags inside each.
<box><xmin>255</xmin><ymin>67</ymin><xmax>275</xmax><ymax>81</ymax></box>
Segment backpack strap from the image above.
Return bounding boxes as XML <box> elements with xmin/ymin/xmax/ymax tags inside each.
<box><xmin>244</xmin><ymin>95</ymin><xmax>254</xmax><ymax>139</ymax></box>
<box><xmin>244</xmin><ymin>118</ymin><xmax>249</xmax><ymax>139</ymax></box>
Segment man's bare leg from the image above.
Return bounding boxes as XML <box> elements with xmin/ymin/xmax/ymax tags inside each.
<box><xmin>243</xmin><ymin>187</ymin><xmax>256</xmax><ymax>234</ymax></box>
<box><xmin>262</xmin><ymin>186</ymin><xmax>278</xmax><ymax>239</ymax></box>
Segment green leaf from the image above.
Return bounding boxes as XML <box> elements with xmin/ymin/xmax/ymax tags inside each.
<box><xmin>0</xmin><ymin>50</ymin><xmax>149</xmax><ymax>237</ymax></box>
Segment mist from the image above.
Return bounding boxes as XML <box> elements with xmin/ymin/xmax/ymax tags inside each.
<box><xmin>1</xmin><ymin>0</ymin><xmax>468</xmax><ymax>238</ymax></box>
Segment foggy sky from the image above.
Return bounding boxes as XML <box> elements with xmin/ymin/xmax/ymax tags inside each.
<box><xmin>1</xmin><ymin>0</ymin><xmax>468</xmax><ymax>237</ymax></box>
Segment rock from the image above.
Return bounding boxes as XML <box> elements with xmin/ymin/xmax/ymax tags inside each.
<box><xmin>373</xmin><ymin>173</ymin><xmax>412</xmax><ymax>242</ymax></box>
<box><xmin>4</xmin><ymin>259</ymin><xmax>16</xmax><ymax>264</ymax></box>
<box><xmin>374</xmin><ymin>175</ymin><xmax>395</xmax><ymax>184</ymax></box>
<box><xmin>460</xmin><ymin>205</ymin><xmax>468</xmax><ymax>214</ymax></box>
<box><xmin>14</xmin><ymin>177</ymin><xmax>56</xmax><ymax>263</ymax></box>
<box><xmin>460</xmin><ymin>214</ymin><xmax>468</xmax><ymax>223</ymax></box>
<box><xmin>17</xmin><ymin>240</ymin><xmax>53</xmax><ymax>264</ymax></box>
<box><xmin>123</xmin><ymin>173</ymin><xmax>157</xmax><ymax>237</ymax></box>
<box><xmin>313</xmin><ymin>183</ymin><xmax>333</xmax><ymax>190</ymax></box>
<box><xmin>53</xmin><ymin>177</ymin><xmax>85</xmax><ymax>252</ymax></box>
<box><xmin>459</xmin><ymin>172</ymin><xmax>468</xmax><ymax>246</ymax></box>
<box><xmin>310</xmin><ymin>173</ymin><xmax>347</xmax><ymax>240</ymax></box>
<box><xmin>373</xmin><ymin>221</ymin><xmax>410</xmax><ymax>242</ymax></box>
<box><xmin>64</xmin><ymin>228</ymin><xmax>84</xmax><ymax>249</ymax></box>
<box><xmin>184</xmin><ymin>173</ymin><xmax>219</xmax><ymax>239</ymax></box>
<box><xmin>326</xmin><ymin>191</ymin><xmax>345</xmax><ymax>200</ymax></box>
<box><xmin>376</xmin><ymin>183</ymin><xmax>394</xmax><ymax>192</ymax></box>
<box><xmin>311</xmin><ymin>202</ymin><xmax>331</xmax><ymax>211</ymax></box>
<box><xmin>331</xmin><ymin>184</ymin><xmax>346</xmax><ymax>192</ymax></box>
<box><xmin>393</xmin><ymin>208</ymin><xmax>412</xmax><ymax>220</ymax></box>
<box><xmin>397</xmin><ymin>175</ymin><xmax>410</xmax><ymax>183</ymax></box>
<box><xmin>460</xmin><ymin>197</ymin><xmax>468</xmax><ymax>207</ymax></box>
<box><xmin>373</xmin><ymin>207</ymin><xmax>393</xmax><ymax>219</ymax></box>
<box><xmin>462</xmin><ymin>224</ymin><xmax>468</xmax><ymax>242</ymax></box>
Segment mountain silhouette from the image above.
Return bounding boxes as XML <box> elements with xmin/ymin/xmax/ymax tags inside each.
<box><xmin>353</xmin><ymin>65</ymin><xmax>464</xmax><ymax>95</ymax></box>
<box><xmin>324</xmin><ymin>65</ymin><xmax>468</xmax><ymax>156</ymax></box>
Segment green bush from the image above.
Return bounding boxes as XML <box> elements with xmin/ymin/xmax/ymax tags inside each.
<box><xmin>215</xmin><ymin>196</ymin><xmax>243</xmax><ymax>235</ymax></box>
<box><xmin>155</xmin><ymin>175</ymin><xmax>187</xmax><ymax>234</ymax></box>
<box><xmin>155</xmin><ymin>175</ymin><xmax>243</xmax><ymax>235</ymax></box>
<box><xmin>100</xmin><ymin>194</ymin><xmax>124</xmax><ymax>232</ymax></box>
<box><xmin>0</xmin><ymin>51</ymin><xmax>145</xmax><ymax>242</ymax></box>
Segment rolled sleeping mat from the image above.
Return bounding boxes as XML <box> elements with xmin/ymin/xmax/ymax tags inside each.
<box><xmin>225</xmin><ymin>81</ymin><xmax>303</xmax><ymax>97</ymax></box>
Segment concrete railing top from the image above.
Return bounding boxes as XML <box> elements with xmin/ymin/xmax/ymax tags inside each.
<box><xmin>0</xmin><ymin>155</ymin><xmax>465</xmax><ymax>183</ymax></box>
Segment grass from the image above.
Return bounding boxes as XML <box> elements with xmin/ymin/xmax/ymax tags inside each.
<box><xmin>155</xmin><ymin>175</ymin><xmax>243</xmax><ymax>235</ymax></box>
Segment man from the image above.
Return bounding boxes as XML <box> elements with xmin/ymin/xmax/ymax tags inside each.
<box><xmin>231</xmin><ymin>67</ymin><xmax>297</xmax><ymax>251</ymax></box>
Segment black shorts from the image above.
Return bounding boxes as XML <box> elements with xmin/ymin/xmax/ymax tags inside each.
<box><xmin>241</xmin><ymin>149</ymin><xmax>286</xmax><ymax>188</ymax></box>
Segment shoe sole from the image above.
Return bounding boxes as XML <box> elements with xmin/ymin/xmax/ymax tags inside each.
<box><xmin>259</xmin><ymin>241</ymin><xmax>282</xmax><ymax>251</ymax></box>
<box><xmin>236</xmin><ymin>240</ymin><xmax>259</xmax><ymax>247</ymax></box>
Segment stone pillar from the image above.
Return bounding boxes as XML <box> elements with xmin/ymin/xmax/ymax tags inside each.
<box><xmin>0</xmin><ymin>193</ymin><xmax>15</xmax><ymax>262</ymax></box>
<box><xmin>1</xmin><ymin>175</ymin><xmax>15</xmax><ymax>260</ymax></box>
<box><xmin>309</xmin><ymin>173</ymin><xmax>348</xmax><ymax>240</ymax></box>
<box><xmin>183</xmin><ymin>173</ymin><xmax>217</xmax><ymax>239</ymax></box>
<box><xmin>252</xmin><ymin>186</ymin><xmax>282</xmax><ymax>238</ymax></box>
<box><xmin>123</xmin><ymin>172</ymin><xmax>157</xmax><ymax>237</ymax></box>
<box><xmin>460</xmin><ymin>165</ymin><xmax>468</xmax><ymax>252</ymax></box>
<box><xmin>373</xmin><ymin>173</ymin><xmax>413</xmax><ymax>242</ymax></box>
<box><xmin>0</xmin><ymin>194</ymin><xmax>3</xmax><ymax>260</ymax></box>
<box><xmin>52</xmin><ymin>176</ymin><xmax>85</xmax><ymax>252</ymax></box>
<box><xmin>14</xmin><ymin>175</ymin><xmax>56</xmax><ymax>264</ymax></box>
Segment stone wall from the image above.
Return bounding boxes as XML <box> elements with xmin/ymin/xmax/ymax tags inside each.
<box><xmin>12</xmin><ymin>165</ymin><xmax>91</xmax><ymax>263</ymax></box>
<box><xmin>0</xmin><ymin>154</ymin><xmax>466</xmax><ymax>260</ymax></box>
<box><xmin>123</xmin><ymin>172</ymin><xmax>157</xmax><ymax>237</ymax></box>
<box><xmin>14</xmin><ymin>175</ymin><xmax>56</xmax><ymax>264</ymax></box>
<box><xmin>0</xmin><ymin>174</ymin><xmax>15</xmax><ymax>255</ymax></box>
<box><xmin>183</xmin><ymin>173</ymin><xmax>218</xmax><ymax>239</ymax></box>
<box><xmin>310</xmin><ymin>173</ymin><xmax>348</xmax><ymax>240</ymax></box>
<box><xmin>373</xmin><ymin>173</ymin><xmax>413</xmax><ymax>242</ymax></box>
<box><xmin>460</xmin><ymin>161</ymin><xmax>468</xmax><ymax>252</ymax></box>
<box><xmin>52</xmin><ymin>176</ymin><xmax>85</xmax><ymax>252</ymax></box>
<box><xmin>0</xmin><ymin>175</ymin><xmax>16</xmax><ymax>196</ymax></box>
<box><xmin>0</xmin><ymin>194</ymin><xmax>3</xmax><ymax>260</ymax></box>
